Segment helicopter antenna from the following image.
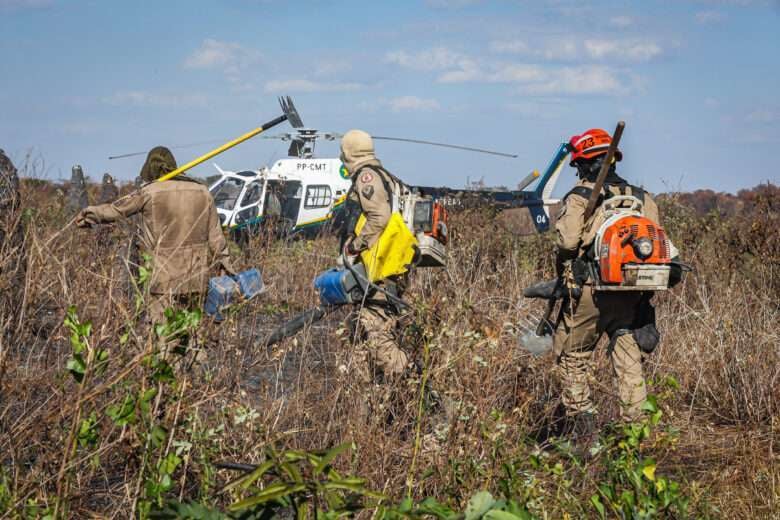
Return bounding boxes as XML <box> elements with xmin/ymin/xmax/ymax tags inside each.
<box><xmin>372</xmin><ymin>136</ymin><xmax>517</xmax><ymax>158</ymax></box>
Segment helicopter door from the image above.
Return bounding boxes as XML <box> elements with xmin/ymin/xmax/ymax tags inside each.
<box><xmin>297</xmin><ymin>184</ymin><xmax>332</xmax><ymax>232</ymax></box>
<box><xmin>272</xmin><ymin>181</ymin><xmax>302</xmax><ymax>232</ymax></box>
<box><xmin>233</xmin><ymin>180</ymin><xmax>264</xmax><ymax>228</ymax></box>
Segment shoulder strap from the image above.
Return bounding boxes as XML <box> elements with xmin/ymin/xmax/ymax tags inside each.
<box><xmin>631</xmin><ymin>185</ymin><xmax>645</xmax><ymax>202</ymax></box>
<box><xmin>564</xmin><ymin>185</ymin><xmax>593</xmax><ymax>201</ymax></box>
<box><xmin>354</xmin><ymin>164</ymin><xmax>401</xmax><ymax>207</ymax></box>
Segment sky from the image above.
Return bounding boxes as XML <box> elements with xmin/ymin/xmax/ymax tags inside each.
<box><xmin>1</xmin><ymin>0</ymin><xmax>778</xmax><ymax>197</ymax></box>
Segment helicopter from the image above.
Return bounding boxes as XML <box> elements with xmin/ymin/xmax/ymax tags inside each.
<box><xmin>206</xmin><ymin>97</ymin><xmax>566</xmax><ymax>239</ymax></box>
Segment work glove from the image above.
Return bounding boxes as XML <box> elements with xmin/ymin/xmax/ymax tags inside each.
<box><xmin>344</xmin><ymin>237</ymin><xmax>361</xmax><ymax>257</ymax></box>
<box><xmin>75</xmin><ymin>208</ymin><xmax>96</xmax><ymax>228</ymax></box>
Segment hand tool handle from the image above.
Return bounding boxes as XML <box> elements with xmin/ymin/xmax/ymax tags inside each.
<box><xmin>584</xmin><ymin>121</ymin><xmax>625</xmax><ymax>220</ymax></box>
<box><xmin>156</xmin><ymin>114</ymin><xmax>288</xmax><ymax>182</ymax></box>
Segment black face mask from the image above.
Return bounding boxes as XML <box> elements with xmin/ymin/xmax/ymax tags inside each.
<box><xmin>574</xmin><ymin>157</ymin><xmax>604</xmax><ymax>181</ymax></box>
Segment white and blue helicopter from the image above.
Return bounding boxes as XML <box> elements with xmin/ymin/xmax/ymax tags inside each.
<box><xmin>207</xmin><ymin>97</ymin><xmax>568</xmax><ymax>238</ymax></box>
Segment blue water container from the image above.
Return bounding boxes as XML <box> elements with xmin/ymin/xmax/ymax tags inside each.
<box><xmin>205</xmin><ymin>275</ymin><xmax>239</xmax><ymax>321</ymax></box>
<box><xmin>205</xmin><ymin>268</ymin><xmax>265</xmax><ymax>321</ymax></box>
<box><xmin>235</xmin><ymin>268</ymin><xmax>265</xmax><ymax>299</ymax></box>
<box><xmin>314</xmin><ymin>269</ymin><xmax>350</xmax><ymax>306</ymax></box>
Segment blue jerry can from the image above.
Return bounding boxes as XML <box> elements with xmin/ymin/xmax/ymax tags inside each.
<box><xmin>235</xmin><ymin>268</ymin><xmax>265</xmax><ymax>299</ymax></box>
<box><xmin>205</xmin><ymin>268</ymin><xmax>265</xmax><ymax>321</ymax></box>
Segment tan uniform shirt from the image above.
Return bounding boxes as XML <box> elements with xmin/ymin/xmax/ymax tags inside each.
<box><xmin>81</xmin><ymin>177</ymin><xmax>232</xmax><ymax>294</ymax></box>
<box><xmin>349</xmin><ymin>160</ymin><xmax>394</xmax><ymax>252</ymax></box>
<box><xmin>556</xmin><ymin>178</ymin><xmax>660</xmax><ymax>257</ymax></box>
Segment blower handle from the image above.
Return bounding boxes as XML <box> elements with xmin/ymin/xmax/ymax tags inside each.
<box><xmin>584</xmin><ymin>121</ymin><xmax>625</xmax><ymax>221</ymax></box>
<box><xmin>535</xmin><ymin>297</ymin><xmax>557</xmax><ymax>336</ymax></box>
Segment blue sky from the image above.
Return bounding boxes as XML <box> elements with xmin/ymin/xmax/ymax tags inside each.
<box><xmin>1</xmin><ymin>0</ymin><xmax>778</xmax><ymax>196</ymax></box>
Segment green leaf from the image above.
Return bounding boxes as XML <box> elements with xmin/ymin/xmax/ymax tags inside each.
<box><xmin>160</xmin><ymin>453</ymin><xmax>182</xmax><ymax>476</ymax></box>
<box><xmin>397</xmin><ymin>497</ymin><xmax>413</xmax><ymax>513</ymax></box>
<box><xmin>641</xmin><ymin>458</ymin><xmax>657</xmax><ymax>481</ymax></box>
<box><xmin>149</xmin><ymin>425</ymin><xmax>168</xmax><ymax>449</ymax></box>
<box><xmin>221</xmin><ymin>460</ymin><xmax>275</xmax><ymax>493</ymax></box>
<box><xmin>314</xmin><ymin>442</ymin><xmax>354</xmax><ymax>475</ymax></box>
<box><xmin>483</xmin><ymin>510</ymin><xmax>524</xmax><ymax>520</ymax></box>
<box><xmin>590</xmin><ymin>495</ymin><xmax>605</xmax><ymax>518</ymax></box>
<box><xmin>77</xmin><ymin>412</ymin><xmax>99</xmax><ymax>448</ymax></box>
<box><xmin>107</xmin><ymin>394</ymin><xmax>136</xmax><ymax>426</ymax></box>
<box><xmin>66</xmin><ymin>355</ymin><xmax>86</xmax><ymax>383</ymax></box>
<box><xmin>229</xmin><ymin>483</ymin><xmax>307</xmax><ymax>512</ymax></box>
<box><xmin>321</xmin><ymin>479</ymin><xmax>384</xmax><ymax>498</ymax></box>
<box><xmin>465</xmin><ymin>491</ymin><xmax>495</xmax><ymax>520</ymax></box>
<box><xmin>279</xmin><ymin>461</ymin><xmax>303</xmax><ymax>484</ymax></box>
<box><xmin>641</xmin><ymin>395</ymin><xmax>658</xmax><ymax>414</ymax></box>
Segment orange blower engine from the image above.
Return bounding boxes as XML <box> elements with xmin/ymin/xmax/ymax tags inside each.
<box><xmin>407</xmin><ymin>196</ymin><xmax>448</xmax><ymax>267</ymax></box>
<box><xmin>591</xmin><ymin>196</ymin><xmax>672</xmax><ymax>291</ymax></box>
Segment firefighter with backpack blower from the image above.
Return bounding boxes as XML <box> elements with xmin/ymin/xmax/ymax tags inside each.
<box><xmin>543</xmin><ymin>123</ymin><xmax>683</xmax><ymax>435</ymax></box>
<box><xmin>339</xmin><ymin>129</ymin><xmax>414</xmax><ymax>386</ymax></box>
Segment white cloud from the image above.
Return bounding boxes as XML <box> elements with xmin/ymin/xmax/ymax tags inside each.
<box><xmin>183</xmin><ymin>39</ymin><xmax>261</xmax><ymax>82</ymax></box>
<box><xmin>695</xmin><ymin>10</ymin><xmax>727</xmax><ymax>24</ymax></box>
<box><xmin>102</xmin><ymin>91</ymin><xmax>208</xmax><ymax>109</ymax></box>
<box><xmin>519</xmin><ymin>66</ymin><xmax>629</xmax><ymax>96</ymax></box>
<box><xmin>584</xmin><ymin>39</ymin><xmax>663</xmax><ymax>62</ymax></box>
<box><xmin>387</xmin><ymin>45</ymin><xmax>639</xmax><ymax>96</ymax></box>
<box><xmin>263</xmin><ymin>79</ymin><xmax>363</xmax><ymax>93</ymax></box>
<box><xmin>386</xmin><ymin>96</ymin><xmax>441</xmax><ymax>112</ymax></box>
<box><xmin>313</xmin><ymin>59</ymin><xmax>353</xmax><ymax>77</ymax></box>
<box><xmin>704</xmin><ymin>97</ymin><xmax>720</xmax><ymax>108</ymax></box>
<box><xmin>385</xmin><ymin>47</ymin><xmax>470</xmax><ymax>71</ymax></box>
<box><xmin>609</xmin><ymin>15</ymin><xmax>635</xmax><ymax>28</ymax></box>
<box><xmin>489</xmin><ymin>38</ymin><xmax>663</xmax><ymax>63</ymax></box>
<box><xmin>745</xmin><ymin>108</ymin><xmax>780</xmax><ymax>123</ymax></box>
<box><xmin>485</xmin><ymin>64</ymin><xmax>546</xmax><ymax>83</ymax></box>
<box><xmin>489</xmin><ymin>40</ymin><xmax>529</xmax><ymax>54</ymax></box>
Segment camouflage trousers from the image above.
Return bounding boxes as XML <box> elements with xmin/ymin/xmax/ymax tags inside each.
<box><xmin>353</xmin><ymin>297</ymin><xmax>408</xmax><ymax>383</ymax></box>
<box><xmin>553</xmin><ymin>285</ymin><xmax>647</xmax><ymax>422</ymax></box>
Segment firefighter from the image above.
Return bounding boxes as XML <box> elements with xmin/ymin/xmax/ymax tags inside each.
<box><xmin>76</xmin><ymin>146</ymin><xmax>234</xmax><ymax>324</ymax></box>
<box><xmin>0</xmin><ymin>150</ymin><xmax>26</xmax><ymax>338</ymax></box>
<box><xmin>339</xmin><ymin>129</ymin><xmax>409</xmax><ymax>384</ymax></box>
<box><xmin>554</xmin><ymin>128</ymin><xmax>662</xmax><ymax>428</ymax></box>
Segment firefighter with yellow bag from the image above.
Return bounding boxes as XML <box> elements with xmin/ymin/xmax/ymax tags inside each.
<box><xmin>339</xmin><ymin>129</ymin><xmax>417</xmax><ymax>384</ymax></box>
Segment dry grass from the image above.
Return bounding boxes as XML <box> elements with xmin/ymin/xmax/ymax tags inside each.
<box><xmin>0</xmin><ymin>173</ymin><xmax>778</xmax><ymax>518</ymax></box>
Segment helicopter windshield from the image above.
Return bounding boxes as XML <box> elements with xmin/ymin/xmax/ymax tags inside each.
<box><xmin>211</xmin><ymin>177</ymin><xmax>245</xmax><ymax>211</ymax></box>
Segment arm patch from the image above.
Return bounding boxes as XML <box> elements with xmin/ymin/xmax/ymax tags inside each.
<box><xmin>361</xmin><ymin>185</ymin><xmax>374</xmax><ymax>200</ymax></box>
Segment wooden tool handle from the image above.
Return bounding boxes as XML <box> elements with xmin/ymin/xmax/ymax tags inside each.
<box><xmin>584</xmin><ymin>121</ymin><xmax>625</xmax><ymax>220</ymax></box>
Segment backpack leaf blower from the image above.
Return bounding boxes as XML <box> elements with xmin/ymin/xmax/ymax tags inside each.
<box><xmin>258</xmin><ymin>253</ymin><xmax>409</xmax><ymax>347</ymax></box>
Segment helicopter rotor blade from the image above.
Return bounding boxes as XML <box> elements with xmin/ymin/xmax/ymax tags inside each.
<box><xmin>108</xmin><ymin>139</ymin><xmax>227</xmax><ymax>160</ymax></box>
<box><xmin>279</xmin><ymin>96</ymin><xmax>304</xmax><ymax>129</ymax></box>
<box><xmin>261</xmin><ymin>133</ymin><xmax>292</xmax><ymax>141</ymax></box>
<box><xmin>372</xmin><ymin>136</ymin><xmax>517</xmax><ymax>158</ymax></box>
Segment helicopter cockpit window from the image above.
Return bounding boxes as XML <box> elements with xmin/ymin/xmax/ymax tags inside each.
<box><xmin>211</xmin><ymin>177</ymin><xmax>244</xmax><ymax>211</ymax></box>
<box><xmin>241</xmin><ymin>181</ymin><xmax>263</xmax><ymax>207</ymax></box>
<box><xmin>304</xmin><ymin>185</ymin><xmax>332</xmax><ymax>209</ymax></box>
<box><xmin>236</xmin><ymin>205</ymin><xmax>259</xmax><ymax>225</ymax></box>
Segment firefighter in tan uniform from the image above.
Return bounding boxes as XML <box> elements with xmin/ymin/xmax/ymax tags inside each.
<box><xmin>340</xmin><ymin>130</ymin><xmax>409</xmax><ymax>382</ymax></box>
<box><xmin>76</xmin><ymin>146</ymin><xmax>234</xmax><ymax>323</ymax></box>
<box><xmin>554</xmin><ymin>128</ymin><xmax>661</xmax><ymax>425</ymax></box>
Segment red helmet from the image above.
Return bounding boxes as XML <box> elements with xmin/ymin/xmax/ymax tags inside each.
<box><xmin>568</xmin><ymin>128</ymin><xmax>622</xmax><ymax>166</ymax></box>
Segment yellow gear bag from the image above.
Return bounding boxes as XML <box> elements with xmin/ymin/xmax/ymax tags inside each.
<box><xmin>354</xmin><ymin>212</ymin><xmax>418</xmax><ymax>282</ymax></box>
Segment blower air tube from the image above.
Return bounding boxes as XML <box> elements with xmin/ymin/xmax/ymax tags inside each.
<box><xmin>261</xmin><ymin>306</ymin><xmax>328</xmax><ymax>347</ymax></box>
<box><xmin>260</xmin><ymin>253</ymin><xmax>410</xmax><ymax>348</ymax></box>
